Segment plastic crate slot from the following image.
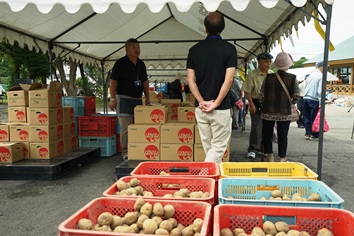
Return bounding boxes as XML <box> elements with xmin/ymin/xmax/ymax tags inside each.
<box><xmin>170</xmin><ymin>167</ymin><xmax>189</xmax><ymax>173</ymax></box>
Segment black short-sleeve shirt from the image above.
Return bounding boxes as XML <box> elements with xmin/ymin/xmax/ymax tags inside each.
<box><xmin>110</xmin><ymin>55</ymin><xmax>148</xmax><ymax>98</ymax></box>
<box><xmin>187</xmin><ymin>35</ymin><xmax>237</xmax><ymax>109</ymax></box>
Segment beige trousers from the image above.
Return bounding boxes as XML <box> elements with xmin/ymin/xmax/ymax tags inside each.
<box><xmin>195</xmin><ymin>108</ymin><xmax>232</xmax><ymax>163</ymax></box>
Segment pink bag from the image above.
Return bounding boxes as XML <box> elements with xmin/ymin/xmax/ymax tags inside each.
<box><xmin>235</xmin><ymin>99</ymin><xmax>244</xmax><ymax>109</ymax></box>
<box><xmin>312</xmin><ymin>109</ymin><xmax>329</xmax><ymax>133</ymax></box>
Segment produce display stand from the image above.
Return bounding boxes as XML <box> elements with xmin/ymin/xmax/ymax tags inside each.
<box><xmin>213</xmin><ymin>204</ymin><xmax>354</xmax><ymax>235</ymax></box>
<box><xmin>0</xmin><ymin>147</ymin><xmax>100</xmax><ymax>180</ymax></box>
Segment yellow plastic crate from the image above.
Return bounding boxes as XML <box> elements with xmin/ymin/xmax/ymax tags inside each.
<box><xmin>219</xmin><ymin>162</ymin><xmax>318</xmax><ymax>179</ymax></box>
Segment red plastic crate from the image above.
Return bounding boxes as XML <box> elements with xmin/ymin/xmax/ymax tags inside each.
<box><xmin>78</xmin><ymin>116</ymin><xmax>116</xmax><ymax>136</ymax></box>
<box><xmin>58</xmin><ymin>197</ymin><xmax>212</xmax><ymax>236</ymax></box>
<box><xmin>213</xmin><ymin>204</ymin><xmax>354</xmax><ymax>235</ymax></box>
<box><xmin>83</xmin><ymin>96</ymin><xmax>96</xmax><ymax>116</ymax></box>
<box><xmin>130</xmin><ymin>162</ymin><xmax>219</xmax><ymax>181</ymax></box>
<box><xmin>103</xmin><ymin>175</ymin><xmax>216</xmax><ymax>205</ymax></box>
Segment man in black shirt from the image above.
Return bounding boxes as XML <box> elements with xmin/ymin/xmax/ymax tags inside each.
<box><xmin>187</xmin><ymin>12</ymin><xmax>237</xmax><ymax>163</ymax></box>
<box><xmin>109</xmin><ymin>38</ymin><xmax>150</xmax><ymax>160</ymax></box>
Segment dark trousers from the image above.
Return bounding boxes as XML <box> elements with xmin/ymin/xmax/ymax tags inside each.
<box><xmin>248</xmin><ymin>99</ymin><xmax>262</xmax><ymax>152</ymax></box>
<box><xmin>297</xmin><ymin>97</ymin><xmax>304</xmax><ymax>126</ymax></box>
<box><xmin>262</xmin><ymin>120</ymin><xmax>290</xmax><ymax>158</ymax></box>
<box><xmin>303</xmin><ymin>99</ymin><xmax>320</xmax><ymax>137</ymax></box>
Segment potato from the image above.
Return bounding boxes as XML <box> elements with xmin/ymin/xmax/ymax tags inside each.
<box><xmin>159</xmin><ymin>220</ymin><xmax>173</xmax><ymax>232</ymax></box>
<box><xmin>140</xmin><ymin>202</ymin><xmax>153</xmax><ymax>217</ymax></box>
<box><xmin>182</xmin><ymin>225</ymin><xmax>195</xmax><ymax>236</ymax></box>
<box><xmin>129</xmin><ymin>178</ymin><xmax>140</xmax><ymax>187</ymax></box>
<box><xmin>221</xmin><ymin>228</ymin><xmax>233</xmax><ymax>236</ymax></box>
<box><xmin>100</xmin><ymin>225</ymin><xmax>113</xmax><ymax>232</ymax></box>
<box><xmin>143</xmin><ymin>219</ymin><xmax>158</xmax><ymax>234</ymax></box>
<box><xmin>232</xmin><ymin>228</ymin><xmax>245</xmax><ymax>236</ymax></box>
<box><xmin>97</xmin><ymin>212</ymin><xmax>113</xmax><ymax>226</ymax></box>
<box><xmin>153</xmin><ymin>202</ymin><xmax>164</xmax><ymax>216</ymax></box>
<box><xmin>177</xmin><ymin>223</ymin><xmax>185</xmax><ymax>231</ymax></box>
<box><xmin>164</xmin><ymin>204</ymin><xmax>175</xmax><ymax>218</ymax></box>
<box><xmin>77</xmin><ymin>218</ymin><xmax>93</xmax><ymax>230</ymax></box>
<box><xmin>300</xmin><ymin>231</ymin><xmax>311</xmax><ymax>236</ymax></box>
<box><xmin>275</xmin><ymin>221</ymin><xmax>289</xmax><ymax>233</ymax></box>
<box><xmin>111</xmin><ymin>215</ymin><xmax>125</xmax><ymax>229</ymax></box>
<box><xmin>113</xmin><ymin>225</ymin><xmax>133</xmax><ymax>233</ymax></box>
<box><xmin>237</xmin><ymin>233</ymin><xmax>248</xmax><ymax>236</ymax></box>
<box><xmin>317</xmin><ymin>228</ymin><xmax>334</xmax><ymax>236</ymax></box>
<box><xmin>271</xmin><ymin>190</ymin><xmax>283</xmax><ymax>198</ymax></box>
<box><xmin>124</xmin><ymin>212</ymin><xmax>139</xmax><ymax>225</ymax></box>
<box><xmin>192</xmin><ymin>218</ymin><xmax>203</xmax><ymax>233</ymax></box>
<box><xmin>252</xmin><ymin>226</ymin><xmax>265</xmax><ymax>236</ymax></box>
<box><xmin>152</xmin><ymin>216</ymin><xmax>163</xmax><ymax>227</ymax></box>
<box><xmin>134</xmin><ymin>186</ymin><xmax>144</xmax><ymax>195</ymax></box>
<box><xmin>137</xmin><ymin>214</ymin><xmax>149</xmax><ymax>228</ymax></box>
<box><xmin>130</xmin><ymin>223</ymin><xmax>139</xmax><ymax>233</ymax></box>
<box><xmin>275</xmin><ymin>232</ymin><xmax>286</xmax><ymax>236</ymax></box>
<box><xmin>189</xmin><ymin>192</ymin><xmax>203</xmax><ymax>198</ymax></box>
<box><xmin>125</xmin><ymin>187</ymin><xmax>138</xmax><ymax>195</ymax></box>
<box><xmin>259</xmin><ymin>196</ymin><xmax>267</xmax><ymax>200</ymax></box>
<box><xmin>309</xmin><ymin>193</ymin><xmax>321</xmax><ymax>201</ymax></box>
<box><xmin>202</xmin><ymin>192</ymin><xmax>210</xmax><ymax>198</ymax></box>
<box><xmin>170</xmin><ymin>227</ymin><xmax>182</xmax><ymax>236</ymax></box>
<box><xmin>134</xmin><ymin>197</ymin><xmax>145</xmax><ymax>211</ymax></box>
<box><xmin>116</xmin><ymin>180</ymin><xmax>129</xmax><ymax>191</ymax></box>
<box><xmin>286</xmin><ymin>229</ymin><xmax>301</xmax><ymax>236</ymax></box>
<box><xmin>263</xmin><ymin>221</ymin><xmax>277</xmax><ymax>235</ymax></box>
<box><xmin>155</xmin><ymin>228</ymin><xmax>170</xmax><ymax>235</ymax></box>
<box><xmin>143</xmin><ymin>191</ymin><xmax>154</xmax><ymax>197</ymax></box>
<box><xmin>251</xmin><ymin>233</ymin><xmax>263</xmax><ymax>236</ymax></box>
<box><xmin>164</xmin><ymin>193</ymin><xmax>174</xmax><ymax>197</ymax></box>
<box><xmin>167</xmin><ymin>218</ymin><xmax>178</xmax><ymax>228</ymax></box>
<box><xmin>292</xmin><ymin>195</ymin><xmax>303</xmax><ymax>201</ymax></box>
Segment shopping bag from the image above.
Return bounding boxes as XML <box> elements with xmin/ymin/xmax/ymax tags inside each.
<box><xmin>312</xmin><ymin>108</ymin><xmax>329</xmax><ymax>133</ymax></box>
<box><xmin>290</xmin><ymin>104</ymin><xmax>299</xmax><ymax>123</ymax></box>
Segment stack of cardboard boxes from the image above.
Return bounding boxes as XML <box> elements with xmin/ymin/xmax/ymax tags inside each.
<box><xmin>0</xmin><ymin>82</ymin><xmax>77</xmax><ymax>163</ymax></box>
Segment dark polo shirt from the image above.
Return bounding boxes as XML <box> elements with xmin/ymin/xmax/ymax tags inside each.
<box><xmin>187</xmin><ymin>35</ymin><xmax>237</xmax><ymax>110</ymax></box>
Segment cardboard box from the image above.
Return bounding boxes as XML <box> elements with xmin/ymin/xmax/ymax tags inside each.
<box><xmin>28</xmin><ymin>81</ymin><xmax>63</xmax><ymax>108</ymax></box>
<box><xmin>62</xmin><ymin>106</ymin><xmax>74</xmax><ymax>122</ymax></box>
<box><xmin>27</xmin><ymin>107</ymin><xmax>63</xmax><ymax>125</ymax></box>
<box><xmin>29</xmin><ymin>140</ymin><xmax>64</xmax><ymax>159</ymax></box>
<box><xmin>64</xmin><ymin>135</ymin><xmax>78</xmax><ymax>153</ymax></box>
<box><xmin>193</xmin><ymin>143</ymin><xmax>230</xmax><ymax>162</ymax></box>
<box><xmin>23</xmin><ymin>142</ymin><xmax>30</xmax><ymax>159</ymax></box>
<box><xmin>160</xmin><ymin>143</ymin><xmax>193</xmax><ymax>161</ymax></box>
<box><xmin>9</xmin><ymin>123</ymin><xmax>29</xmax><ymax>142</ymax></box>
<box><xmin>177</xmin><ymin>106</ymin><xmax>196</xmax><ymax>123</ymax></box>
<box><xmin>161</xmin><ymin>99</ymin><xmax>180</xmax><ymax>113</ymax></box>
<box><xmin>134</xmin><ymin>105</ymin><xmax>167</xmax><ymax>124</ymax></box>
<box><xmin>29</xmin><ymin>124</ymin><xmax>64</xmax><ymax>142</ymax></box>
<box><xmin>7</xmin><ymin>83</ymin><xmax>42</xmax><ymax>107</ymax></box>
<box><xmin>0</xmin><ymin>142</ymin><xmax>24</xmax><ymax>163</ymax></box>
<box><xmin>186</xmin><ymin>93</ymin><xmax>196</xmax><ymax>102</ymax></box>
<box><xmin>160</xmin><ymin>123</ymin><xmax>194</xmax><ymax>144</ymax></box>
<box><xmin>0</xmin><ymin>124</ymin><xmax>10</xmax><ymax>142</ymax></box>
<box><xmin>63</xmin><ymin>122</ymin><xmax>76</xmax><ymax>138</ymax></box>
<box><xmin>128</xmin><ymin>124</ymin><xmax>161</xmax><ymax>143</ymax></box>
<box><xmin>195</xmin><ymin>124</ymin><xmax>201</xmax><ymax>144</ymax></box>
<box><xmin>8</xmin><ymin>107</ymin><xmax>27</xmax><ymax>122</ymax></box>
<box><xmin>148</xmin><ymin>91</ymin><xmax>162</xmax><ymax>103</ymax></box>
<box><xmin>128</xmin><ymin>142</ymin><xmax>160</xmax><ymax>161</ymax></box>
<box><xmin>167</xmin><ymin>112</ymin><xmax>178</xmax><ymax>122</ymax></box>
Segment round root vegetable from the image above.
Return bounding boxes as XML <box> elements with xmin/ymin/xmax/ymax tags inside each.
<box><xmin>233</xmin><ymin>228</ymin><xmax>245</xmax><ymax>235</ymax></box>
<box><xmin>77</xmin><ymin>218</ymin><xmax>93</xmax><ymax>230</ymax></box>
<box><xmin>97</xmin><ymin>212</ymin><xmax>113</xmax><ymax>226</ymax></box>
<box><xmin>164</xmin><ymin>204</ymin><xmax>175</xmax><ymax>218</ymax></box>
<box><xmin>300</xmin><ymin>231</ymin><xmax>311</xmax><ymax>236</ymax></box>
<box><xmin>271</xmin><ymin>190</ymin><xmax>283</xmax><ymax>198</ymax></box>
<box><xmin>275</xmin><ymin>221</ymin><xmax>289</xmax><ymax>233</ymax></box>
<box><xmin>286</xmin><ymin>229</ymin><xmax>301</xmax><ymax>236</ymax></box>
<box><xmin>159</xmin><ymin>220</ymin><xmax>173</xmax><ymax>232</ymax></box>
<box><xmin>137</xmin><ymin>214</ymin><xmax>149</xmax><ymax>228</ymax></box>
<box><xmin>170</xmin><ymin>227</ymin><xmax>182</xmax><ymax>236</ymax></box>
<box><xmin>317</xmin><ymin>228</ymin><xmax>334</xmax><ymax>236</ymax></box>
<box><xmin>181</xmin><ymin>225</ymin><xmax>195</xmax><ymax>236</ymax></box>
<box><xmin>140</xmin><ymin>202</ymin><xmax>153</xmax><ymax>217</ymax></box>
<box><xmin>167</xmin><ymin>218</ymin><xmax>178</xmax><ymax>228</ymax></box>
<box><xmin>263</xmin><ymin>221</ymin><xmax>277</xmax><ymax>235</ymax></box>
<box><xmin>129</xmin><ymin>178</ymin><xmax>140</xmax><ymax>187</ymax></box>
<box><xmin>220</xmin><ymin>228</ymin><xmax>233</xmax><ymax>236</ymax></box>
<box><xmin>155</xmin><ymin>228</ymin><xmax>170</xmax><ymax>235</ymax></box>
<box><xmin>124</xmin><ymin>211</ymin><xmax>139</xmax><ymax>225</ymax></box>
<box><xmin>275</xmin><ymin>232</ymin><xmax>286</xmax><ymax>236</ymax></box>
<box><xmin>252</xmin><ymin>226</ymin><xmax>265</xmax><ymax>235</ymax></box>
<box><xmin>153</xmin><ymin>202</ymin><xmax>164</xmax><ymax>216</ymax></box>
<box><xmin>134</xmin><ymin>197</ymin><xmax>145</xmax><ymax>211</ymax></box>
<box><xmin>116</xmin><ymin>180</ymin><xmax>129</xmax><ymax>191</ymax></box>
<box><xmin>192</xmin><ymin>218</ymin><xmax>203</xmax><ymax>233</ymax></box>
<box><xmin>152</xmin><ymin>216</ymin><xmax>163</xmax><ymax>227</ymax></box>
<box><xmin>111</xmin><ymin>215</ymin><xmax>125</xmax><ymax>229</ymax></box>
<box><xmin>143</xmin><ymin>219</ymin><xmax>158</xmax><ymax>234</ymax></box>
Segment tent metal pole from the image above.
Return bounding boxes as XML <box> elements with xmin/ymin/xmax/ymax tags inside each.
<box><xmin>317</xmin><ymin>3</ymin><xmax>333</xmax><ymax>181</ymax></box>
<box><xmin>48</xmin><ymin>40</ymin><xmax>54</xmax><ymax>81</ymax></box>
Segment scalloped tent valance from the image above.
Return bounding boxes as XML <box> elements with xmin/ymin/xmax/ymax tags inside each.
<box><xmin>0</xmin><ymin>0</ymin><xmax>334</xmax><ymax>69</ymax></box>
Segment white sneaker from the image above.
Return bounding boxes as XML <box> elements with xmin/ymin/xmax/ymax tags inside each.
<box><xmin>247</xmin><ymin>152</ymin><xmax>256</xmax><ymax>159</ymax></box>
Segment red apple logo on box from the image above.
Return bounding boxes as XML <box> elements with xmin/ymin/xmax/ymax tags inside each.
<box><xmin>57</xmin><ymin>109</ymin><xmax>63</xmax><ymax>123</ymax></box>
<box><xmin>69</xmin><ymin>108</ymin><xmax>74</xmax><ymax>120</ymax></box>
<box><xmin>16</xmin><ymin>111</ymin><xmax>26</xmax><ymax>121</ymax></box>
<box><xmin>171</xmin><ymin>104</ymin><xmax>179</xmax><ymax>113</ymax></box>
<box><xmin>144</xmin><ymin>145</ymin><xmax>159</xmax><ymax>160</ymax></box>
<box><xmin>0</xmin><ymin>130</ymin><xmax>8</xmax><ymax>141</ymax></box>
<box><xmin>0</xmin><ymin>147</ymin><xmax>11</xmax><ymax>162</ymax></box>
<box><xmin>186</xmin><ymin>111</ymin><xmax>195</xmax><ymax>121</ymax></box>
<box><xmin>58</xmin><ymin>140</ymin><xmax>64</xmax><ymax>155</ymax></box>
<box><xmin>19</xmin><ymin>130</ymin><xmax>29</xmax><ymax>141</ymax></box>
<box><xmin>57</xmin><ymin>125</ymin><xmax>63</xmax><ymax>139</ymax></box>
<box><xmin>178</xmin><ymin>128</ymin><xmax>193</xmax><ymax>143</ymax></box>
<box><xmin>56</xmin><ymin>93</ymin><xmax>62</xmax><ymax>107</ymax></box>
<box><xmin>39</xmin><ymin>147</ymin><xmax>49</xmax><ymax>158</ymax></box>
<box><xmin>150</xmin><ymin>109</ymin><xmax>165</xmax><ymax>123</ymax></box>
<box><xmin>38</xmin><ymin>130</ymin><xmax>48</xmax><ymax>141</ymax></box>
<box><xmin>38</xmin><ymin>113</ymin><xmax>48</xmax><ymax>124</ymax></box>
<box><xmin>170</xmin><ymin>114</ymin><xmax>178</xmax><ymax>120</ymax></box>
<box><xmin>177</xmin><ymin>145</ymin><xmax>193</xmax><ymax>161</ymax></box>
<box><xmin>70</xmin><ymin>123</ymin><xmax>75</xmax><ymax>135</ymax></box>
<box><xmin>145</xmin><ymin>127</ymin><xmax>160</xmax><ymax>142</ymax></box>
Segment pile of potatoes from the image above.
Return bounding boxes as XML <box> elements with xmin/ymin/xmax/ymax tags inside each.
<box><xmin>77</xmin><ymin>197</ymin><xmax>203</xmax><ymax>235</ymax></box>
<box><xmin>226</xmin><ymin>190</ymin><xmax>322</xmax><ymax>202</ymax></box>
<box><xmin>220</xmin><ymin>220</ymin><xmax>334</xmax><ymax>236</ymax></box>
<box><xmin>114</xmin><ymin>177</ymin><xmax>210</xmax><ymax>199</ymax></box>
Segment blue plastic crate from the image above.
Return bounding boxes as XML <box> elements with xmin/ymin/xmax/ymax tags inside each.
<box><xmin>219</xmin><ymin>178</ymin><xmax>344</xmax><ymax>209</ymax></box>
<box><xmin>62</xmin><ymin>96</ymin><xmax>85</xmax><ymax>117</ymax></box>
<box><xmin>78</xmin><ymin>135</ymin><xmax>117</xmax><ymax>157</ymax></box>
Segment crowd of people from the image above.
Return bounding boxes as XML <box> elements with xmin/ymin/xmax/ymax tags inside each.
<box><xmin>109</xmin><ymin>12</ymin><xmax>325</xmax><ymax>163</ymax></box>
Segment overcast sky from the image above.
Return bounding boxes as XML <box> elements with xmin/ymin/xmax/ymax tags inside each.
<box><xmin>270</xmin><ymin>0</ymin><xmax>354</xmax><ymax>61</ymax></box>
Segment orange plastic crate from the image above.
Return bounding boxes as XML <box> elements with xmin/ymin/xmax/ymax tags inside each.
<box><xmin>103</xmin><ymin>175</ymin><xmax>216</xmax><ymax>205</ymax></box>
<box><xmin>130</xmin><ymin>161</ymin><xmax>219</xmax><ymax>181</ymax></box>
<box><xmin>58</xmin><ymin>197</ymin><xmax>212</xmax><ymax>236</ymax></box>
<box><xmin>213</xmin><ymin>204</ymin><xmax>354</xmax><ymax>235</ymax></box>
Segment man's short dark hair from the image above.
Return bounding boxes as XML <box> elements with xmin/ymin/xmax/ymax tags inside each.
<box><xmin>204</xmin><ymin>12</ymin><xmax>225</xmax><ymax>34</ymax></box>
<box><xmin>125</xmin><ymin>38</ymin><xmax>139</xmax><ymax>47</ymax></box>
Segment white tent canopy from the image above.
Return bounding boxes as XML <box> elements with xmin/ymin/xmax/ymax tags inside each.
<box><xmin>0</xmin><ymin>0</ymin><xmax>333</xmax><ymax>74</ymax></box>
<box><xmin>288</xmin><ymin>67</ymin><xmax>339</xmax><ymax>81</ymax></box>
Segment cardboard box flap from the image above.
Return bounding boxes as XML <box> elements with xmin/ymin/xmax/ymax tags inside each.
<box><xmin>48</xmin><ymin>81</ymin><xmax>63</xmax><ymax>92</ymax></box>
<box><xmin>8</xmin><ymin>82</ymin><xmax>42</xmax><ymax>92</ymax></box>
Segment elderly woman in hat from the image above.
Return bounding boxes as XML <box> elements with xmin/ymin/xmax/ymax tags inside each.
<box><xmin>259</xmin><ymin>52</ymin><xmax>300</xmax><ymax>162</ymax></box>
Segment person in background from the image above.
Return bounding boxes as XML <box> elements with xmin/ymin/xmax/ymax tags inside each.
<box><xmin>109</xmin><ymin>38</ymin><xmax>150</xmax><ymax>160</ymax></box>
<box><xmin>241</xmin><ymin>52</ymin><xmax>273</xmax><ymax>159</ymax></box>
<box><xmin>187</xmin><ymin>11</ymin><xmax>237</xmax><ymax>163</ymax></box>
<box><xmin>296</xmin><ymin>74</ymin><xmax>309</xmax><ymax>128</ymax></box>
<box><xmin>303</xmin><ymin>61</ymin><xmax>325</xmax><ymax>140</ymax></box>
<box><xmin>260</xmin><ymin>52</ymin><xmax>300</xmax><ymax>162</ymax></box>
<box><xmin>169</xmin><ymin>78</ymin><xmax>183</xmax><ymax>101</ymax></box>
<box><xmin>231</xmin><ymin>78</ymin><xmax>243</xmax><ymax>130</ymax></box>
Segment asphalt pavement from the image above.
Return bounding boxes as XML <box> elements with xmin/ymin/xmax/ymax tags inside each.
<box><xmin>0</xmin><ymin>102</ymin><xmax>353</xmax><ymax>235</ymax></box>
